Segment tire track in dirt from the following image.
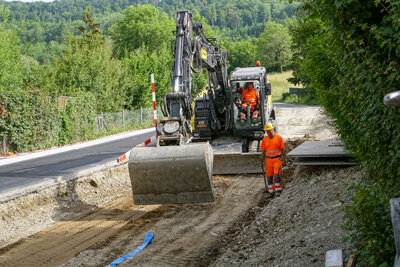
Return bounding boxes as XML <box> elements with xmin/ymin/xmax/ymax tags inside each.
<box><xmin>97</xmin><ymin>176</ymin><xmax>266</xmax><ymax>266</ymax></box>
<box><xmin>0</xmin><ymin>196</ymin><xmax>161</xmax><ymax>267</ymax></box>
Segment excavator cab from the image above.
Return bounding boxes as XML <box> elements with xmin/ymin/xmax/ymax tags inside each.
<box><xmin>230</xmin><ymin>67</ymin><xmax>274</xmax><ymax>139</ymax></box>
<box><xmin>233</xmin><ymin>80</ymin><xmax>262</xmax><ymax>124</ymax></box>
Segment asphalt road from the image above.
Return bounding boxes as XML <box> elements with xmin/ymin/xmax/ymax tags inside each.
<box><xmin>0</xmin><ymin>130</ymin><xmax>154</xmax><ymax>195</ymax></box>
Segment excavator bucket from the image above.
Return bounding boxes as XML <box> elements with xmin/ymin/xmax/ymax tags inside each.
<box><xmin>211</xmin><ymin>140</ymin><xmax>263</xmax><ymax>175</ymax></box>
<box><xmin>213</xmin><ymin>152</ymin><xmax>262</xmax><ymax>175</ymax></box>
<box><xmin>128</xmin><ymin>143</ymin><xmax>214</xmax><ymax>205</ymax></box>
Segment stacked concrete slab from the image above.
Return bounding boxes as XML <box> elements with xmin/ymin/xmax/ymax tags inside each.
<box><xmin>287</xmin><ymin>140</ymin><xmax>357</xmax><ymax>166</ymax></box>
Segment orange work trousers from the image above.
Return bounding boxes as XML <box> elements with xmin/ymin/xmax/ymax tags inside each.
<box><xmin>265</xmin><ymin>157</ymin><xmax>282</xmax><ymax>177</ymax></box>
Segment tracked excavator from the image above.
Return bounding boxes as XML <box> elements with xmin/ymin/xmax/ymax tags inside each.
<box><xmin>128</xmin><ymin>11</ymin><xmax>275</xmax><ymax>205</ymax></box>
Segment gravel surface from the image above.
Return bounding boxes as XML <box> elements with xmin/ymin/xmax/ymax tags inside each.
<box><xmin>0</xmin><ymin>104</ymin><xmax>362</xmax><ymax>266</ymax></box>
<box><xmin>212</xmin><ymin>165</ymin><xmax>362</xmax><ymax>266</ymax></box>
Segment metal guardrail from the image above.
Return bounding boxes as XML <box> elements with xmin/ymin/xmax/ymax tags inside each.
<box><xmin>384</xmin><ymin>91</ymin><xmax>400</xmax><ymax>107</ymax></box>
<box><xmin>0</xmin><ymin>108</ymin><xmax>160</xmax><ymax>155</ymax></box>
<box><xmin>96</xmin><ymin>108</ymin><xmax>162</xmax><ymax>131</ymax></box>
<box><xmin>384</xmin><ymin>91</ymin><xmax>400</xmax><ymax>266</ymax></box>
<box><xmin>391</xmin><ymin>198</ymin><xmax>400</xmax><ymax>267</ymax></box>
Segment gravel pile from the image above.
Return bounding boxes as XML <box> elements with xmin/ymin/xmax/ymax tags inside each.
<box><xmin>213</xmin><ymin>165</ymin><xmax>363</xmax><ymax>266</ymax></box>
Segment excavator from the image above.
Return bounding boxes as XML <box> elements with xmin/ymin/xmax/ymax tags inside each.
<box><xmin>128</xmin><ymin>11</ymin><xmax>275</xmax><ymax>205</ymax></box>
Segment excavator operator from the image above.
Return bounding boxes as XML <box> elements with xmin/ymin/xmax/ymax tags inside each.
<box><xmin>239</xmin><ymin>82</ymin><xmax>260</xmax><ymax>120</ymax></box>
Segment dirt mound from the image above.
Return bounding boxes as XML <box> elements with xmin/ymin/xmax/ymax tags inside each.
<box><xmin>0</xmin><ymin>165</ymin><xmax>131</xmax><ymax>248</ymax></box>
<box><xmin>212</xmin><ymin>166</ymin><xmax>362</xmax><ymax>266</ymax></box>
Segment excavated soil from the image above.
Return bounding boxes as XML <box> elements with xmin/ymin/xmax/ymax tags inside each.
<box><xmin>0</xmin><ymin>104</ymin><xmax>362</xmax><ymax>266</ymax></box>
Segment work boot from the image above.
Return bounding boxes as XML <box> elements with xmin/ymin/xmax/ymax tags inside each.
<box><xmin>267</xmin><ymin>192</ymin><xmax>275</xmax><ymax>199</ymax></box>
<box><xmin>275</xmin><ymin>191</ymin><xmax>282</xmax><ymax>197</ymax></box>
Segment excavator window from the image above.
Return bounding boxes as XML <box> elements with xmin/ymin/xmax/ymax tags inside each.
<box><xmin>231</xmin><ymin>81</ymin><xmax>261</xmax><ymax>123</ymax></box>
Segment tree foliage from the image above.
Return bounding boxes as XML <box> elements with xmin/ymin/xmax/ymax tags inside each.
<box><xmin>291</xmin><ymin>1</ymin><xmax>400</xmax><ymax>264</ymax></box>
<box><xmin>225</xmin><ymin>40</ymin><xmax>257</xmax><ymax>73</ymax></box>
<box><xmin>122</xmin><ymin>46</ymin><xmax>173</xmax><ymax>109</ymax></box>
<box><xmin>110</xmin><ymin>4</ymin><xmax>174</xmax><ymax>57</ymax></box>
<box><xmin>2</xmin><ymin>0</ymin><xmax>298</xmax><ymax>41</ymax></box>
<box><xmin>257</xmin><ymin>21</ymin><xmax>292</xmax><ymax>72</ymax></box>
<box><xmin>51</xmin><ymin>7</ymin><xmax>128</xmax><ymax>112</ymax></box>
<box><xmin>0</xmin><ymin>5</ymin><xmax>23</xmax><ymax>93</ymax></box>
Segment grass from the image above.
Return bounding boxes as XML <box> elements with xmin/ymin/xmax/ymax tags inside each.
<box><xmin>268</xmin><ymin>71</ymin><xmax>302</xmax><ymax>101</ymax></box>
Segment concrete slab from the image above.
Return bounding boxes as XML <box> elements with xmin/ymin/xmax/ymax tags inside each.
<box><xmin>288</xmin><ymin>140</ymin><xmax>351</xmax><ymax>158</ymax></box>
<box><xmin>325</xmin><ymin>249</ymin><xmax>343</xmax><ymax>267</ymax></box>
<box><xmin>294</xmin><ymin>159</ymin><xmax>358</xmax><ymax>166</ymax></box>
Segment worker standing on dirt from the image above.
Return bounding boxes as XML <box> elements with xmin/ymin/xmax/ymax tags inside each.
<box><xmin>260</xmin><ymin>123</ymin><xmax>286</xmax><ymax>198</ymax></box>
<box><xmin>240</xmin><ymin>82</ymin><xmax>260</xmax><ymax>120</ymax></box>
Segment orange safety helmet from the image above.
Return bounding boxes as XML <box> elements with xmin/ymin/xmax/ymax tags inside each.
<box><xmin>256</xmin><ymin>60</ymin><xmax>261</xmax><ymax>66</ymax></box>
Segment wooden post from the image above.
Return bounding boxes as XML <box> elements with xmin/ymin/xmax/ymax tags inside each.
<box><xmin>122</xmin><ymin>109</ymin><xmax>125</xmax><ymax>127</ymax></box>
<box><xmin>100</xmin><ymin>112</ymin><xmax>104</xmax><ymax>130</ymax></box>
<box><xmin>2</xmin><ymin>137</ymin><xmax>6</xmax><ymax>156</ymax></box>
<box><xmin>140</xmin><ymin>108</ymin><xmax>143</xmax><ymax>124</ymax></box>
<box><xmin>101</xmin><ymin>112</ymin><xmax>109</xmax><ymax>131</ymax></box>
<box><xmin>97</xmin><ymin>115</ymin><xmax>101</xmax><ymax>131</ymax></box>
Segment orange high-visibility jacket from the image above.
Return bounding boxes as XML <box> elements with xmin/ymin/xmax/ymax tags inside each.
<box><xmin>260</xmin><ymin>134</ymin><xmax>284</xmax><ymax>158</ymax></box>
<box><xmin>241</xmin><ymin>88</ymin><xmax>259</xmax><ymax>104</ymax></box>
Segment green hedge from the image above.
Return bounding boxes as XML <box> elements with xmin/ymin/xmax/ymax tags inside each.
<box><xmin>292</xmin><ymin>0</ymin><xmax>400</xmax><ymax>265</ymax></box>
<box><xmin>0</xmin><ymin>92</ymin><xmax>97</xmax><ymax>152</ymax></box>
<box><xmin>59</xmin><ymin>92</ymin><xmax>97</xmax><ymax>145</ymax></box>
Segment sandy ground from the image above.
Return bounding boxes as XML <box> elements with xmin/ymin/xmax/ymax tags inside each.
<box><xmin>0</xmin><ymin>104</ymin><xmax>360</xmax><ymax>266</ymax></box>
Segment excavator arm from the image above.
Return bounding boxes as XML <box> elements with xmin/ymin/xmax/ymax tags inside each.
<box><xmin>157</xmin><ymin>11</ymin><xmax>229</xmax><ymax>146</ymax></box>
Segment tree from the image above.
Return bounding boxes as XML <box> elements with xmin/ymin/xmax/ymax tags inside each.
<box><xmin>257</xmin><ymin>21</ymin><xmax>292</xmax><ymax>72</ymax></box>
<box><xmin>110</xmin><ymin>4</ymin><xmax>174</xmax><ymax>58</ymax></box>
<box><xmin>225</xmin><ymin>40</ymin><xmax>257</xmax><ymax>73</ymax></box>
<box><xmin>288</xmin><ymin>16</ymin><xmax>327</xmax><ymax>87</ymax></box>
<box><xmin>51</xmin><ymin>7</ymin><xmax>129</xmax><ymax>112</ymax></box>
<box><xmin>122</xmin><ymin>46</ymin><xmax>173</xmax><ymax>109</ymax></box>
<box><xmin>0</xmin><ymin>5</ymin><xmax>24</xmax><ymax>93</ymax></box>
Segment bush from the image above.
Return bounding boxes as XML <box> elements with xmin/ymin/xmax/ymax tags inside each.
<box><xmin>292</xmin><ymin>1</ymin><xmax>400</xmax><ymax>264</ymax></box>
<box><xmin>282</xmin><ymin>93</ymin><xmax>298</xmax><ymax>103</ymax></box>
<box><xmin>59</xmin><ymin>92</ymin><xmax>97</xmax><ymax>145</ymax></box>
<box><xmin>0</xmin><ymin>91</ymin><xmax>98</xmax><ymax>152</ymax></box>
<box><xmin>0</xmin><ymin>91</ymin><xmax>60</xmax><ymax>152</ymax></box>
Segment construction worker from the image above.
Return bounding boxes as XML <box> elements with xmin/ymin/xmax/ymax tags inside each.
<box><xmin>240</xmin><ymin>82</ymin><xmax>260</xmax><ymax>120</ymax></box>
<box><xmin>260</xmin><ymin>122</ymin><xmax>286</xmax><ymax>198</ymax></box>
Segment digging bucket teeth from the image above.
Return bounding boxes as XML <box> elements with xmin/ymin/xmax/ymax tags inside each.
<box><xmin>213</xmin><ymin>152</ymin><xmax>263</xmax><ymax>175</ymax></box>
<box><xmin>128</xmin><ymin>143</ymin><xmax>214</xmax><ymax>205</ymax></box>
